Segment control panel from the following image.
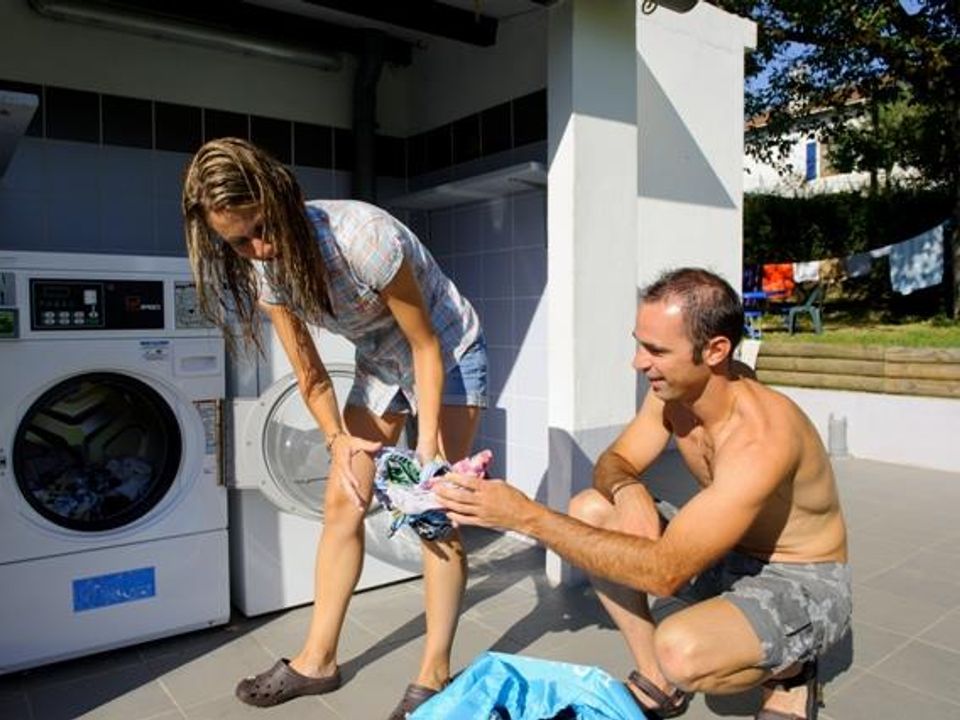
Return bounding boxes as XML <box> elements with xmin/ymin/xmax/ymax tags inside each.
<box><xmin>30</xmin><ymin>279</ymin><xmax>164</xmax><ymax>331</ymax></box>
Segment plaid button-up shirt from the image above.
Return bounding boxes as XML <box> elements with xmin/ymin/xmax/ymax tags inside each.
<box><xmin>255</xmin><ymin>200</ymin><xmax>481</xmax><ymax>415</ymax></box>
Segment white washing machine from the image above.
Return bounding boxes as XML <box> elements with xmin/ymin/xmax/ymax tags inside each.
<box><xmin>227</xmin><ymin>320</ymin><xmax>422</xmax><ymax>617</ymax></box>
<box><xmin>0</xmin><ymin>251</ymin><xmax>229</xmax><ymax>674</ymax></box>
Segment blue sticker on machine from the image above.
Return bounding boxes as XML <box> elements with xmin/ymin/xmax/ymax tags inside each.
<box><xmin>72</xmin><ymin>567</ymin><xmax>156</xmax><ymax>612</ymax></box>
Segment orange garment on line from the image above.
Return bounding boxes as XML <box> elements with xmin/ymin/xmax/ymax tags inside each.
<box><xmin>762</xmin><ymin>263</ymin><xmax>795</xmax><ymax>297</ymax></box>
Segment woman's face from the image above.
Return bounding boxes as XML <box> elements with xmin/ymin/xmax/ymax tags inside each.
<box><xmin>206</xmin><ymin>205</ymin><xmax>277</xmax><ymax>260</ymax></box>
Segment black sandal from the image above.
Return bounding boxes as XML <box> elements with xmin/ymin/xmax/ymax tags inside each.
<box><xmin>626</xmin><ymin>670</ymin><xmax>692</xmax><ymax>719</ymax></box>
<box><xmin>755</xmin><ymin>659</ymin><xmax>822</xmax><ymax>720</ymax></box>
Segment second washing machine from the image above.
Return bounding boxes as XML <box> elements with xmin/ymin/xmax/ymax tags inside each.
<box><xmin>227</xmin><ymin>323</ymin><xmax>422</xmax><ymax>617</ymax></box>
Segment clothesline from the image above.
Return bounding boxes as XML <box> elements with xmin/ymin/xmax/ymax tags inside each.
<box><xmin>745</xmin><ymin>221</ymin><xmax>949</xmax><ymax>297</ymax></box>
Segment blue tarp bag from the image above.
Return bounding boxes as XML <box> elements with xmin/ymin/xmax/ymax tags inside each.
<box><xmin>409</xmin><ymin>652</ymin><xmax>646</xmax><ymax>720</ymax></box>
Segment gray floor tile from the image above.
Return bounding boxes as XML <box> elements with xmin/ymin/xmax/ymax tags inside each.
<box><xmin>249</xmin><ymin>607</ymin><xmax>381</xmax><ymax>662</ymax></box>
<box><xmin>849</xmin><ymin>583</ymin><xmax>953</xmax><ymax>636</ymax></box>
<box><xmin>919</xmin><ymin>608</ymin><xmax>960</xmax><ymax>653</ymax></box>
<box><xmin>847</xmin><ymin>529</ymin><xmax>923</xmax><ymax>581</ymax></box>
<box><xmin>150</xmin><ymin>635</ymin><xmax>276</xmax><ymax>709</ymax></box>
<box><xmin>18</xmin><ymin>644</ymin><xmax>144</xmax><ymax>692</ymax></box>
<box><xmin>319</xmin><ymin>640</ymin><xmax>422</xmax><ymax>719</ymax></box>
<box><xmin>28</xmin><ymin>664</ymin><xmax>177</xmax><ymax>720</ymax></box>
<box><xmin>870</xmin><ymin>639</ymin><xmax>960</xmax><ymax>705</ymax></box>
<box><xmin>845</xmin><ymin>621</ymin><xmax>911</xmax><ymax>670</ymax></box>
<box><xmin>861</xmin><ymin>550</ymin><xmax>960</xmax><ymax>609</ymax></box>
<box><xmin>824</xmin><ymin>671</ymin><xmax>960</xmax><ymax>720</ymax></box>
<box><xmin>182</xmin><ymin>692</ymin><xmax>330</xmax><ymax>719</ymax></box>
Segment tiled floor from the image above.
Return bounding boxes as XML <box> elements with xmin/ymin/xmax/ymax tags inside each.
<box><xmin>2</xmin><ymin>457</ymin><xmax>959</xmax><ymax>719</ymax></box>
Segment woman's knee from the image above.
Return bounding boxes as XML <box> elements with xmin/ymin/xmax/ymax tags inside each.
<box><xmin>568</xmin><ymin>489</ymin><xmax>614</xmax><ymax>526</ymax></box>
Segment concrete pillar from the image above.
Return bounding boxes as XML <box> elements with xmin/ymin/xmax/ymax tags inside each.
<box><xmin>546</xmin><ymin>0</ymin><xmax>638</xmax><ymax>586</ymax></box>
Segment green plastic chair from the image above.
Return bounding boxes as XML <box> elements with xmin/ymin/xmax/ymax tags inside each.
<box><xmin>787</xmin><ymin>284</ymin><xmax>824</xmax><ymax>334</ymax></box>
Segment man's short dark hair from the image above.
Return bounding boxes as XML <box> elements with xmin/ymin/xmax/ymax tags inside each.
<box><xmin>640</xmin><ymin>268</ymin><xmax>743</xmax><ymax>363</ymax></box>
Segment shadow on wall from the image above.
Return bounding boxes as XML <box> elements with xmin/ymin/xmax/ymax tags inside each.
<box><xmin>637</xmin><ymin>55</ymin><xmax>736</xmax><ymax>210</ymax></box>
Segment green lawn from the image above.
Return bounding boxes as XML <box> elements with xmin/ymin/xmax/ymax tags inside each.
<box><xmin>757</xmin><ymin>316</ymin><xmax>960</xmax><ymax>348</ymax></box>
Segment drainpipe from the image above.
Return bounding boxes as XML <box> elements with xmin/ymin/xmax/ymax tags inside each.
<box><xmin>352</xmin><ymin>30</ymin><xmax>385</xmax><ymax>202</ymax></box>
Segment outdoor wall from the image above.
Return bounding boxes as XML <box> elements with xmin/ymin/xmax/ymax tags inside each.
<box><xmin>636</xmin><ymin>3</ymin><xmax>756</xmax><ymax>289</ymax></box>
<box><xmin>776</xmin><ymin>386</ymin><xmax>960</xmax><ymax>473</ymax></box>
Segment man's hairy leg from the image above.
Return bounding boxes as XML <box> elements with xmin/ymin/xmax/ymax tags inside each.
<box><xmin>656</xmin><ymin>598</ymin><xmax>812</xmax><ymax>716</ymax></box>
<box><xmin>568</xmin><ymin>487</ymin><xmax>675</xmax><ymax>709</ymax></box>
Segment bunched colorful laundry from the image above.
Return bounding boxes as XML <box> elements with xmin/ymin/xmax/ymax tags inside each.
<box><xmin>373</xmin><ymin>448</ymin><xmax>493</xmax><ymax>541</ymax></box>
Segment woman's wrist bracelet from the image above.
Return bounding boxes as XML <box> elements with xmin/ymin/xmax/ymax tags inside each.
<box><xmin>325</xmin><ymin>430</ymin><xmax>346</xmax><ymax>452</ymax></box>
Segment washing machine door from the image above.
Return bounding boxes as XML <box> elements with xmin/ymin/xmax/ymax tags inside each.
<box><xmin>252</xmin><ymin>364</ymin><xmax>423</xmax><ymax>570</ymax></box>
<box><xmin>12</xmin><ymin>372</ymin><xmax>183</xmax><ymax>532</ymax></box>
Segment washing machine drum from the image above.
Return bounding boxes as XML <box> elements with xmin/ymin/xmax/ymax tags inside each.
<box><xmin>258</xmin><ymin>365</ymin><xmax>424</xmax><ymax>572</ymax></box>
<box><xmin>13</xmin><ymin>372</ymin><xmax>182</xmax><ymax>532</ymax></box>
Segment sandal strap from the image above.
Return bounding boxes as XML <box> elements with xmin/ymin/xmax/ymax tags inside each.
<box><xmin>627</xmin><ymin>670</ymin><xmax>689</xmax><ymax>715</ymax></box>
<box><xmin>762</xmin><ymin>660</ymin><xmax>817</xmax><ymax>692</ymax></box>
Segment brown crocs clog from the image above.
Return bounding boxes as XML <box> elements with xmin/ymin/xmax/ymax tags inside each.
<box><xmin>386</xmin><ymin>681</ymin><xmax>448</xmax><ymax>720</ymax></box>
<box><xmin>235</xmin><ymin>659</ymin><xmax>341</xmax><ymax>707</ymax></box>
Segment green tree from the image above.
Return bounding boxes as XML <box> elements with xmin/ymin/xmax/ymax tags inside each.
<box><xmin>711</xmin><ymin>0</ymin><xmax>959</xmax><ymax>317</ymax></box>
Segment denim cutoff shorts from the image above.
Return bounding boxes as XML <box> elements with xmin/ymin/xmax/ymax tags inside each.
<box><xmin>352</xmin><ymin>334</ymin><xmax>488</xmax><ymax>415</ymax></box>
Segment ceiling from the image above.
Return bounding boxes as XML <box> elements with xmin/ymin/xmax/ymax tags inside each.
<box><xmin>243</xmin><ymin>0</ymin><xmax>550</xmax><ymax>46</ymax></box>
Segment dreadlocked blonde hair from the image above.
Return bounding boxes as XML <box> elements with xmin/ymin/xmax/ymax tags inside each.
<box><xmin>182</xmin><ymin>137</ymin><xmax>331</xmax><ymax>352</ymax></box>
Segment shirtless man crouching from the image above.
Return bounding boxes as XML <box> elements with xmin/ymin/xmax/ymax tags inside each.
<box><xmin>435</xmin><ymin>267</ymin><xmax>850</xmax><ymax>720</ymax></box>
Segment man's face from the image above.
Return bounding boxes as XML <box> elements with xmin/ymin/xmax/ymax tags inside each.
<box><xmin>206</xmin><ymin>204</ymin><xmax>277</xmax><ymax>260</ymax></box>
<box><xmin>632</xmin><ymin>299</ymin><xmax>708</xmax><ymax>401</ymax></box>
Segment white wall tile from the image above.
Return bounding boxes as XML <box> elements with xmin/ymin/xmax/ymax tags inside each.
<box><xmin>513</xmin><ymin>246</ymin><xmax>546</xmax><ymax>297</ymax></box>
<box><xmin>294</xmin><ymin>166</ymin><xmax>334</xmax><ymax>199</ymax></box>
<box><xmin>43</xmin><ymin>140</ymin><xmax>102</xmax><ymax>198</ymax></box>
<box><xmin>0</xmin><ymin>191</ymin><xmax>46</xmax><ymax>249</ymax></box>
<box><xmin>481</xmin><ymin>249</ymin><xmax>513</xmax><ymax>299</ymax></box>
<box><xmin>481</xmin><ymin>297</ymin><xmax>513</xmax><ymax>348</ymax></box>
<box><xmin>427</xmin><ymin>208</ymin><xmax>454</xmax><ymax>256</ymax></box>
<box><xmin>476</xmin><ymin>197</ymin><xmax>512</xmax><ymax>251</ymax></box>
<box><xmin>512</xmin><ymin>191</ymin><xmax>545</xmax><ymax>248</ymax></box>
<box><xmin>513</xmin><ymin>296</ymin><xmax>546</xmax><ymax>348</ymax></box>
<box><xmin>48</xmin><ymin>187</ymin><xmax>100</xmax><ymax>251</ymax></box>
<box><xmin>2</xmin><ymin>137</ymin><xmax>46</xmax><ymax>192</ymax></box>
<box><xmin>453</xmin><ymin>204</ymin><xmax>484</xmax><ymax>254</ymax></box>
<box><xmin>453</xmin><ymin>252</ymin><xmax>483</xmax><ymax>300</ymax></box>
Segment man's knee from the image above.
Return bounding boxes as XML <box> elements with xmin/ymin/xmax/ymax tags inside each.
<box><xmin>653</xmin><ymin>620</ymin><xmax>707</xmax><ymax>692</ymax></box>
<box><xmin>568</xmin><ymin>488</ymin><xmax>613</xmax><ymax>526</ymax></box>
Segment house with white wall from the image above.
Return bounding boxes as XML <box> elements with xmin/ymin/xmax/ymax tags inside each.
<box><xmin>0</xmin><ymin>0</ymin><xmax>756</xmax><ymax>584</ymax></box>
<box><xmin>743</xmin><ymin>98</ymin><xmax>918</xmax><ymax>195</ymax></box>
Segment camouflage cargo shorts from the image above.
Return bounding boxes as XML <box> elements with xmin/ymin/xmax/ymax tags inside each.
<box><xmin>655</xmin><ymin>502</ymin><xmax>852</xmax><ymax>673</ymax></box>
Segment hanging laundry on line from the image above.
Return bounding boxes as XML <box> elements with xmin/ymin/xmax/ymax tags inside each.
<box><xmin>889</xmin><ymin>223</ymin><xmax>946</xmax><ymax>295</ymax></box>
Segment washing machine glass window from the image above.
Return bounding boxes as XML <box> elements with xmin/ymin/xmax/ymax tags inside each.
<box><xmin>12</xmin><ymin>372</ymin><xmax>183</xmax><ymax>532</ymax></box>
<box><xmin>261</xmin><ymin>366</ymin><xmax>358</xmax><ymax>518</ymax></box>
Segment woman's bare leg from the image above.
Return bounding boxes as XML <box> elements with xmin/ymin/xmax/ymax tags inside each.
<box><xmin>290</xmin><ymin>405</ymin><xmax>406</xmax><ymax>677</ymax></box>
<box><xmin>414</xmin><ymin>404</ymin><xmax>481</xmax><ymax>688</ymax></box>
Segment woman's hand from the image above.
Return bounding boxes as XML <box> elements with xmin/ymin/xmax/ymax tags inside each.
<box><xmin>330</xmin><ymin>433</ymin><xmax>382</xmax><ymax>510</ymax></box>
<box><xmin>415</xmin><ymin>435</ymin><xmax>441</xmax><ymax>465</ymax></box>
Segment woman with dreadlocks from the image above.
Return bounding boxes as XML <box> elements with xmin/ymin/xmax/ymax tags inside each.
<box><xmin>182</xmin><ymin>138</ymin><xmax>487</xmax><ymax>719</ymax></box>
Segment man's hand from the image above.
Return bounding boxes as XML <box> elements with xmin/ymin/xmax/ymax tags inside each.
<box><xmin>434</xmin><ymin>474</ymin><xmax>536</xmax><ymax>531</ymax></box>
<box><xmin>331</xmin><ymin>434</ymin><xmax>382</xmax><ymax>510</ymax></box>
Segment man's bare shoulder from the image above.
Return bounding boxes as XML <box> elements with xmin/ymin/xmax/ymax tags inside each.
<box><xmin>719</xmin><ymin>379</ymin><xmax>807</xmax><ymax>462</ymax></box>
